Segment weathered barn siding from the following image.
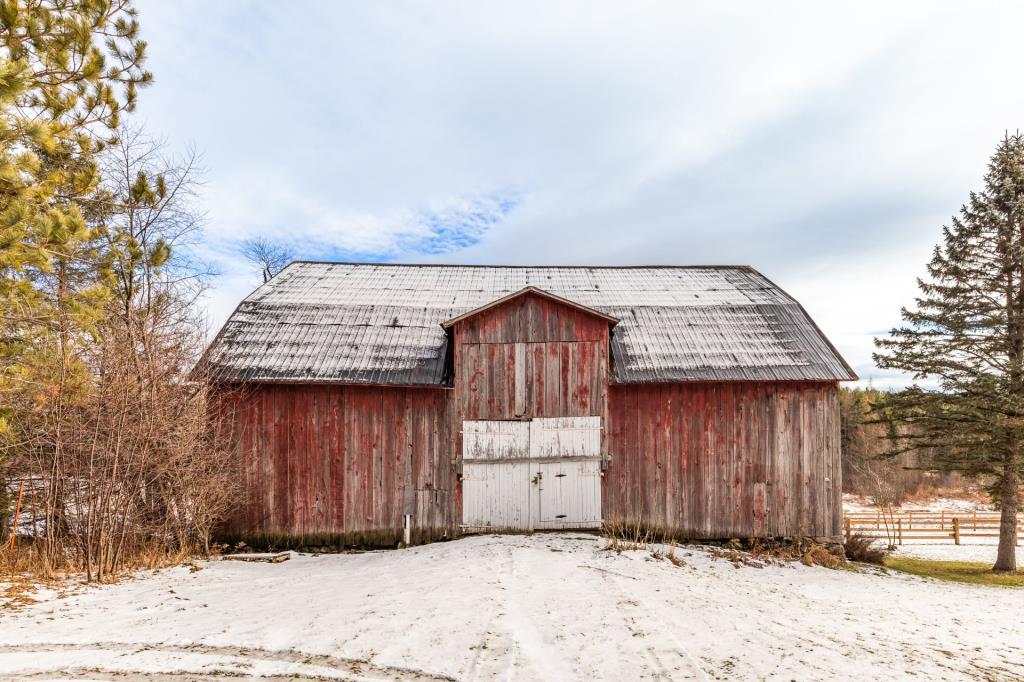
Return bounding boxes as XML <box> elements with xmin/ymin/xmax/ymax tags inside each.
<box><xmin>209</xmin><ymin>264</ymin><xmax>854</xmax><ymax>546</ymax></box>
<box><xmin>225</xmin><ymin>383</ymin><xmax>455</xmax><ymax>545</ymax></box>
<box><xmin>451</xmin><ymin>291</ymin><xmax>611</xmax><ymax>421</ymax></box>
<box><xmin>450</xmin><ymin>291</ymin><xmax>612</xmax><ymax>529</ymax></box>
<box><xmin>604</xmin><ymin>382</ymin><xmax>842</xmax><ymax>540</ymax></box>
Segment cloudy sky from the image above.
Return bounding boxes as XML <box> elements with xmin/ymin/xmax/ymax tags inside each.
<box><xmin>133</xmin><ymin>1</ymin><xmax>1024</xmax><ymax>388</ymax></box>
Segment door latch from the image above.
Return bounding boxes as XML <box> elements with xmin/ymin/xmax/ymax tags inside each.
<box><xmin>531</xmin><ymin>472</ymin><xmax>543</xmax><ymax>484</ymax></box>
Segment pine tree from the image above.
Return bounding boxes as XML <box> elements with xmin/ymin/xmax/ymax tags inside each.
<box><xmin>875</xmin><ymin>132</ymin><xmax>1024</xmax><ymax>572</ymax></box>
<box><xmin>0</xmin><ymin>0</ymin><xmax>151</xmax><ymax>350</ymax></box>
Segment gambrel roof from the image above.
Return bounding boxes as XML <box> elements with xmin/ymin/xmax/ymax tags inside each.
<box><xmin>205</xmin><ymin>262</ymin><xmax>856</xmax><ymax>385</ymax></box>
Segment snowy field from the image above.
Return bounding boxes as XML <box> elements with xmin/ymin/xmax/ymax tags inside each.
<box><xmin>1</xmin><ymin>534</ymin><xmax>1022</xmax><ymax>681</ymax></box>
<box><xmin>893</xmin><ymin>541</ymin><xmax>1023</xmax><ymax>563</ymax></box>
<box><xmin>842</xmin><ymin>494</ymin><xmax>995</xmax><ymax>514</ymax></box>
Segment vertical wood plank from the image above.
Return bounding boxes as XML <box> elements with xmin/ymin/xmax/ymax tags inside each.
<box><xmin>603</xmin><ymin>382</ymin><xmax>842</xmax><ymax>540</ymax></box>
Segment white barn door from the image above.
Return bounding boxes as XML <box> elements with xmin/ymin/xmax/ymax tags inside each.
<box><xmin>535</xmin><ymin>460</ymin><xmax>603</xmax><ymax>529</ymax></box>
<box><xmin>461</xmin><ymin>421</ymin><xmax>531</xmax><ymax>531</ymax></box>
<box><xmin>461</xmin><ymin>416</ymin><xmax>602</xmax><ymax>532</ymax></box>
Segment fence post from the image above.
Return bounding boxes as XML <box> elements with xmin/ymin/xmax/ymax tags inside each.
<box><xmin>844</xmin><ymin>517</ymin><xmax>851</xmax><ymax>537</ymax></box>
<box><xmin>898</xmin><ymin>518</ymin><xmax>903</xmax><ymax>545</ymax></box>
<box><xmin>953</xmin><ymin>517</ymin><xmax>961</xmax><ymax>545</ymax></box>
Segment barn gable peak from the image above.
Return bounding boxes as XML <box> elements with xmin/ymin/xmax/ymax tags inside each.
<box><xmin>440</xmin><ymin>287</ymin><xmax>620</xmax><ymax>330</ymax></box>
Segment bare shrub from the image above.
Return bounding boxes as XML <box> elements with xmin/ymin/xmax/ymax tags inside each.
<box><xmin>844</xmin><ymin>534</ymin><xmax>887</xmax><ymax>565</ymax></box>
<box><xmin>3</xmin><ymin>310</ymin><xmax>243</xmax><ymax>580</ymax></box>
<box><xmin>1</xmin><ymin>129</ymin><xmax>241</xmax><ymax>581</ymax></box>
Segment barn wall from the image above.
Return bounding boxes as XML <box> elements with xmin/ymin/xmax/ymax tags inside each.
<box><xmin>604</xmin><ymin>381</ymin><xmax>842</xmax><ymax>540</ymax></box>
<box><xmin>219</xmin><ymin>314</ymin><xmax>842</xmax><ymax>544</ymax></box>
<box><xmin>452</xmin><ymin>291</ymin><xmax>610</xmax><ymax>421</ymax></box>
<box><xmin>224</xmin><ymin>383</ymin><xmax>455</xmax><ymax>546</ymax></box>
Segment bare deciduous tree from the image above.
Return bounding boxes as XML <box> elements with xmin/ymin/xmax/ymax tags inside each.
<box><xmin>241</xmin><ymin>237</ymin><xmax>293</xmax><ymax>283</ymax></box>
<box><xmin>2</xmin><ymin>127</ymin><xmax>242</xmax><ymax>580</ymax></box>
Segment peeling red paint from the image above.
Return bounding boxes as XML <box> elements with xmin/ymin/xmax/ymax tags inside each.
<box><xmin>221</xmin><ymin>292</ymin><xmax>842</xmax><ymax>543</ymax></box>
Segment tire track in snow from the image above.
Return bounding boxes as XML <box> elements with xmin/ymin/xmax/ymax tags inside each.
<box><xmin>462</xmin><ymin>540</ymin><xmax>517</xmax><ymax>681</ymax></box>
<box><xmin>464</xmin><ymin>537</ymin><xmax>580</xmax><ymax>681</ymax></box>
<box><xmin>0</xmin><ymin>669</ymin><xmax>329</xmax><ymax>681</ymax></box>
<box><xmin>0</xmin><ymin>642</ymin><xmax>455</xmax><ymax>681</ymax></box>
<box><xmin>501</xmin><ymin>541</ymin><xmax>579</xmax><ymax>681</ymax></box>
<box><xmin>581</xmin><ymin>556</ymin><xmax>710</xmax><ymax>682</ymax></box>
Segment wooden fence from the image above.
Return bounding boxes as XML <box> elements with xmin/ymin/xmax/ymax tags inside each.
<box><xmin>844</xmin><ymin>510</ymin><xmax>1024</xmax><ymax>545</ymax></box>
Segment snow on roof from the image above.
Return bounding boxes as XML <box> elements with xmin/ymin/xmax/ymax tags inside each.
<box><xmin>440</xmin><ymin>286</ymin><xmax>620</xmax><ymax>329</ymax></box>
<box><xmin>205</xmin><ymin>262</ymin><xmax>856</xmax><ymax>385</ymax></box>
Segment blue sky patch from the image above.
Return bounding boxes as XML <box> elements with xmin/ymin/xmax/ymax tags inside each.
<box><xmin>400</xmin><ymin>193</ymin><xmax>520</xmax><ymax>256</ymax></box>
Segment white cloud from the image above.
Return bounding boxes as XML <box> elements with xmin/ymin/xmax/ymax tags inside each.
<box><xmin>135</xmin><ymin>1</ymin><xmax>1024</xmax><ymax>385</ymax></box>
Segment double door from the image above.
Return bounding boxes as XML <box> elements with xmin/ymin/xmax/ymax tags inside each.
<box><xmin>461</xmin><ymin>416</ymin><xmax>602</xmax><ymax>531</ymax></box>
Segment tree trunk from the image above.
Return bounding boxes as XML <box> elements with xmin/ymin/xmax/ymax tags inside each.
<box><xmin>993</xmin><ymin>456</ymin><xmax>1019</xmax><ymax>572</ymax></box>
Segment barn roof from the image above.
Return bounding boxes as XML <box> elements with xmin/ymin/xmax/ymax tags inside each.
<box><xmin>205</xmin><ymin>262</ymin><xmax>856</xmax><ymax>385</ymax></box>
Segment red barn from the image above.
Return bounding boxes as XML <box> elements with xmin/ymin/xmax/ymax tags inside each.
<box><xmin>206</xmin><ymin>263</ymin><xmax>856</xmax><ymax>546</ymax></box>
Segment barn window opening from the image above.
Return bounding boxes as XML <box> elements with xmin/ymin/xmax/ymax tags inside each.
<box><xmin>440</xmin><ymin>334</ymin><xmax>455</xmax><ymax>386</ymax></box>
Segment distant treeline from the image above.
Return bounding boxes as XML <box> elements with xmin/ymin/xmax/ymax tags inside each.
<box><xmin>839</xmin><ymin>388</ymin><xmax>969</xmax><ymax>504</ymax></box>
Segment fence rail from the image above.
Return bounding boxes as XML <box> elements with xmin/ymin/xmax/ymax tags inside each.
<box><xmin>844</xmin><ymin>510</ymin><xmax>1023</xmax><ymax>545</ymax></box>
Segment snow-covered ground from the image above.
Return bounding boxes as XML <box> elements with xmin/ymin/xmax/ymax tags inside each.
<box><xmin>893</xmin><ymin>542</ymin><xmax>1023</xmax><ymax>563</ymax></box>
<box><xmin>842</xmin><ymin>493</ymin><xmax>994</xmax><ymax>514</ymax></box>
<box><xmin>1</xmin><ymin>534</ymin><xmax>1021</xmax><ymax>681</ymax></box>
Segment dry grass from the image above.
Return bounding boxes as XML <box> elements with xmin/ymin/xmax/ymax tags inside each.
<box><xmin>1</xmin><ymin>538</ymin><xmax>206</xmax><ymax>587</ymax></box>
<box><xmin>706</xmin><ymin>546</ymin><xmax>766</xmax><ymax>568</ymax></box>
<box><xmin>0</xmin><ymin>543</ymin><xmax>48</xmax><ymax>577</ymax></box>
<box><xmin>702</xmin><ymin>539</ymin><xmax>846</xmax><ymax>569</ymax></box>
<box><xmin>601</xmin><ymin>520</ymin><xmax>690</xmax><ymax>566</ymax></box>
<box><xmin>0</xmin><ymin>578</ymin><xmax>43</xmax><ymax>610</ymax></box>
<box><xmin>1</xmin><ymin>545</ymin><xmax>57</xmax><ymax>611</ymax></box>
<box><xmin>800</xmin><ymin>544</ymin><xmax>842</xmax><ymax>569</ymax></box>
<box><xmin>600</xmin><ymin>520</ymin><xmax>846</xmax><ymax>571</ymax></box>
<box><xmin>665</xmin><ymin>541</ymin><xmax>685</xmax><ymax>567</ymax></box>
<box><xmin>600</xmin><ymin>519</ymin><xmax>652</xmax><ymax>553</ymax></box>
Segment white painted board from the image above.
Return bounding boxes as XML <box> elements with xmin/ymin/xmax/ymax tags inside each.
<box><xmin>463</xmin><ymin>420</ymin><xmax>530</xmax><ymax>460</ymax></box>
<box><xmin>461</xmin><ymin>417</ymin><xmax>602</xmax><ymax>531</ymax></box>
<box><xmin>535</xmin><ymin>459</ymin><xmax>602</xmax><ymax>529</ymax></box>
<box><xmin>462</xmin><ymin>461</ymin><xmax>532</xmax><ymax>531</ymax></box>
<box><xmin>530</xmin><ymin>416</ymin><xmax>602</xmax><ymax>458</ymax></box>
